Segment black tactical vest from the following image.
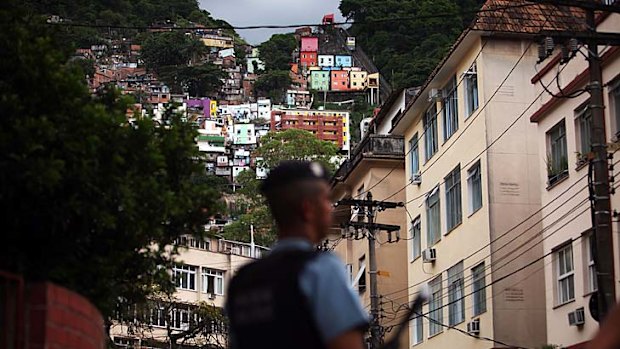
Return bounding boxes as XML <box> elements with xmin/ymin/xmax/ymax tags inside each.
<box><xmin>226</xmin><ymin>249</ymin><xmax>327</xmax><ymax>349</ymax></box>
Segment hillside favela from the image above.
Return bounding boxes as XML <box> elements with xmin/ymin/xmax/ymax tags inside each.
<box><xmin>2</xmin><ymin>1</ymin><xmax>620</xmax><ymax>349</ymax></box>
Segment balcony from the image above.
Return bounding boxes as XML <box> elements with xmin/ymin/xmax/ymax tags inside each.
<box><xmin>333</xmin><ymin>134</ymin><xmax>404</xmax><ymax>181</ymax></box>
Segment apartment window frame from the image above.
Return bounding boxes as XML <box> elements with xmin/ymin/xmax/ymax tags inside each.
<box><xmin>410</xmin><ymin>217</ymin><xmax>422</xmax><ymax>262</ymax></box>
<box><xmin>472</xmin><ymin>262</ymin><xmax>487</xmax><ymax>316</ymax></box>
<box><xmin>423</xmin><ymin>104</ymin><xmax>438</xmax><ymax>162</ymax></box>
<box><xmin>467</xmin><ymin>161</ymin><xmax>483</xmax><ymax>215</ymax></box>
<box><xmin>464</xmin><ymin>63</ymin><xmax>479</xmax><ymax>117</ymax></box>
<box><xmin>201</xmin><ymin>267</ymin><xmax>225</xmax><ymax>295</ymax></box>
<box><xmin>444</xmin><ymin>165</ymin><xmax>462</xmax><ymax>232</ymax></box>
<box><xmin>358</xmin><ymin>255</ymin><xmax>367</xmax><ymax>293</ymax></box>
<box><xmin>442</xmin><ymin>76</ymin><xmax>459</xmax><ymax>141</ymax></box>
<box><xmin>609</xmin><ymin>78</ymin><xmax>620</xmax><ymax>138</ymax></box>
<box><xmin>556</xmin><ymin>243</ymin><xmax>575</xmax><ymax>305</ymax></box>
<box><xmin>150</xmin><ymin>307</ymin><xmax>166</xmax><ymax>327</ymax></box>
<box><xmin>426</xmin><ymin>186</ymin><xmax>441</xmax><ymax>247</ymax></box>
<box><xmin>575</xmin><ymin>102</ymin><xmax>592</xmax><ymax>165</ymax></box>
<box><xmin>546</xmin><ymin>120</ymin><xmax>568</xmax><ymax>186</ymax></box>
<box><xmin>448</xmin><ymin>262</ymin><xmax>465</xmax><ymax>326</ymax></box>
<box><xmin>410</xmin><ymin>301</ymin><xmax>424</xmax><ymax>345</ymax></box>
<box><xmin>173</xmin><ymin>264</ymin><xmax>197</xmax><ymax>291</ymax></box>
<box><xmin>428</xmin><ymin>275</ymin><xmax>443</xmax><ymax>336</ymax></box>
<box><xmin>584</xmin><ymin>232</ymin><xmax>598</xmax><ymax>294</ymax></box>
<box><xmin>409</xmin><ymin>133</ymin><xmax>420</xmax><ymax>180</ymax></box>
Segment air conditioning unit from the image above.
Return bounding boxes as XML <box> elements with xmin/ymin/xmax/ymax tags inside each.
<box><xmin>428</xmin><ymin>88</ymin><xmax>443</xmax><ymax>102</ymax></box>
<box><xmin>422</xmin><ymin>248</ymin><xmax>436</xmax><ymax>263</ymax></box>
<box><xmin>568</xmin><ymin>307</ymin><xmax>585</xmax><ymax>326</ymax></box>
<box><xmin>411</xmin><ymin>172</ymin><xmax>422</xmax><ymax>185</ymax></box>
<box><xmin>467</xmin><ymin>319</ymin><xmax>480</xmax><ymax>335</ymax></box>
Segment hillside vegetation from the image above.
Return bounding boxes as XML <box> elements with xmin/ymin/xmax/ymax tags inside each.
<box><xmin>340</xmin><ymin>0</ymin><xmax>484</xmax><ymax>89</ymax></box>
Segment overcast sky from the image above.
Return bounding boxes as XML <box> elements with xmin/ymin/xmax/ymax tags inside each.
<box><xmin>198</xmin><ymin>0</ymin><xmax>345</xmax><ymax>45</ymax></box>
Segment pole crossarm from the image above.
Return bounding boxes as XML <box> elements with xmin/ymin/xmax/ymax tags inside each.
<box><xmin>537</xmin><ymin>30</ymin><xmax>620</xmax><ymax>46</ymax></box>
<box><xmin>527</xmin><ymin>0</ymin><xmax>620</xmax><ymax>13</ymax></box>
<box><xmin>342</xmin><ymin>221</ymin><xmax>401</xmax><ymax>232</ymax></box>
<box><xmin>336</xmin><ymin>198</ymin><xmax>404</xmax><ymax>209</ymax></box>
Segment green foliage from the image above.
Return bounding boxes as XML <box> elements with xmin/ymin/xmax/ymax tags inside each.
<box><xmin>258</xmin><ymin>33</ymin><xmax>297</xmax><ymax>72</ymax></box>
<box><xmin>69</xmin><ymin>57</ymin><xmax>96</xmax><ymax>78</ymax></box>
<box><xmin>340</xmin><ymin>0</ymin><xmax>485</xmax><ymax>88</ymax></box>
<box><xmin>0</xmin><ymin>9</ymin><xmax>222</xmax><ymax>319</ymax></box>
<box><xmin>254</xmin><ymin>70</ymin><xmax>292</xmax><ymax>103</ymax></box>
<box><xmin>141</xmin><ymin>31</ymin><xmax>223</xmax><ymax>96</ymax></box>
<box><xmin>255</xmin><ymin>129</ymin><xmax>340</xmax><ymax>174</ymax></box>
<box><xmin>221</xmin><ymin>130</ymin><xmax>340</xmax><ymax>245</ymax></box>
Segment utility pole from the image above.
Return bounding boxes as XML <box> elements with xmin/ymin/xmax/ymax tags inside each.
<box><xmin>337</xmin><ymin>192</ymin><xmax>403</xmax><ymax>349</ymax></box>
<box><xmin>532</xmin><ymin>0</ymin><xmax>620</xmax><ymax>320</ymax></box>
<box><xmin>585</xmin><ymin>7</ymin><xmax>616</xmax><ymax>320</ymax></box>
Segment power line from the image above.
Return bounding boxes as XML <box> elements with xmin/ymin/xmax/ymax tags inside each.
<box><xmin>351</xmin><ymin>3</ymin><xmax>518</xmax><ymax>200</ymax></box>
<box><xmin>44</xmin><ymin>3</ymin><xmax>537</xmax><ymax>31</ymax></box>
<box><xmin>381</xmin><ymin>184</ymin><xmax>591</xmax><ymax>302</ymax></box>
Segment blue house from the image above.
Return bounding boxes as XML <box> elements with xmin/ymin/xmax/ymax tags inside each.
<box><xmin>335</xmin><ymin>55</ymin><xmax>353</xmax><ymax>68</ymax></box>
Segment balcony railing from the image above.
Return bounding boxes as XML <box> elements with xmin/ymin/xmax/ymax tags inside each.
<box><xmin>334</xmin><ymin>134</ymin><xmax>404</xmax><ymax>180</ymax></box>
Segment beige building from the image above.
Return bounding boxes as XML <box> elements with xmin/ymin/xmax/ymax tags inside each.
<box><xmin>330</xmin><ymin>89</ymin><xmax>412</xmax><ymax>347</ymax></box>
<box><xmin>110</xmin><ymin>236</ymin><xmax>268</xmax><ymax>348</ymax></box>
<box><xmin>384</xmin><ymin>2</ymin><xmax>589</xmax><ymax>348</ymax></box>
<box><xmin>528</xmin><ymin>11</ymin><xmax>620</xmax><ymax>349</ymax></box>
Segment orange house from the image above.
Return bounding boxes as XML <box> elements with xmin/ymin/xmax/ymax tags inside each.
<box><xmin>330</xmin><ymin>70</ymin><xmax>350</xmax><ymax>91</ymax></box>
<box><xmin>300</xmin><ymin>51</ymin><xmax>317</xmax><ymax>70</ymax></box>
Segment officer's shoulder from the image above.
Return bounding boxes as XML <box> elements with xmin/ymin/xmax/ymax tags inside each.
<box><xmin>306</xmin><ymin>251</ymin><xmax>345</xmax><ymax>273</ymax></box>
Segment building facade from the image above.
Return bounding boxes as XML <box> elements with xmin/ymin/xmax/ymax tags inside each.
<box><xmin>528</xmin><ymin>12</ymin><xmax>620</xmax><ymax>349</ymax></box>
<box><xmin>270</xmin><ymin>109</ymin><xmax>350</xmax><ymax>152</ymax></box>
<box><xmin>310</xmin><ymin>70</ymin><xmax>331</xmax><ymax>91</ymax></box>
<box><xmin>331</xmin><ymin>70</ymin><xmax>351</xmax><ymax>91</ymax></box>
<box><xmin>300</xmin><ymin>51</ymin><xmax>318</xmax><ymax>70</ymax></box>
<box><xmin>387</xmin><ymin>4</ymin><xmax>573</xmax><ymax>348</ymax></box>
<box><xmin>110</xmin><ymin>237</ymin><xmax>269</xmax><ymax>348</ymax></box>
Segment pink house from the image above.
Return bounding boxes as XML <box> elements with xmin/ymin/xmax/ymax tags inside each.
<box><xmin>300</xmin><ymin>37</ymin><xmax>319</xmax><ymax>52</ymax></box>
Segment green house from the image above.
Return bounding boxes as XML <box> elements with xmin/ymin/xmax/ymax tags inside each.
<box><xmin>310</xmin><ymin>70</ymin><xmax>331</xmax><ymax>91</ymax></box>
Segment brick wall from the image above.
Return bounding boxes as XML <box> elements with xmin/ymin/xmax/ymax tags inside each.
<box><xmin>26</xmin><ymin>282</ymin><xmax>105</xmax><ymax>349</ymax></box>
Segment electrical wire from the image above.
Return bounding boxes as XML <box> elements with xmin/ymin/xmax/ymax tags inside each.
<box><xmin>351</xmin><ymin>3</ymin><xmax>517</xmax><ymax>200</ymax></box>
<box><xmin>44</xmin><ymin>3</ymin><xmax>537</xmax><ymax>31</ymax></box>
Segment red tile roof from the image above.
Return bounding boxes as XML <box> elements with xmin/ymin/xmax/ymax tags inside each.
<box><xmin>473</xmin><ymin>0</ymin><xmax>587</xmax><ymax>34</ymax></box>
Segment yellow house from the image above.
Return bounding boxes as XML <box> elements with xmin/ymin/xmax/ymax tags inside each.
<box><xmin>210</xmin><ymin>100</ymin><xmax>218</xmax><ymax>118</ymax></box>
<box><xmin>350</xmin><ymin>70</ymin><xmax>368</xmax><ymax>91</ymax></box>
<box><xmin>201</xmin><ymin>34</ymin><xmax>234</xmax><ymax>49</ymax></box>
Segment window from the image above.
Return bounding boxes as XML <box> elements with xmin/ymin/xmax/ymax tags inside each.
<box><xmin>445</xmin><ymin>165</ymin><xmax>462</xmax><ymax>231</ymax></box>
<box><xmin>411</xmin><ymin>217</ymin><xmax>421</xmax><ymax>261</ymax></box>
<box><xmin>547</xmin><ymin>120</ymin><xmax>568</xmax><ymax>185</ymax></box>
<box><xmin>467</xmin><ymin>162</ymin><xmax>483</xmax><ymax>214</ymax></box>
<box><xmin>409</xmin><ymin>134</ymin><xmax>420</xmax><ymax>179</ymax></box>
<box><xmin>426</xmin><ymin>187</ymin><xmax>441</xmax><ymax>247</ymax></box>
<box><xmin>151</xmin><ymin>307</ymin><xmax>166</xmax><ymax>327</ymax></box>
<box><xmin>585</xmin><ymin>233</ymin><xmax>597</xmax><ymax>293</ymax></box>
<box><xmin>429</xmin><ymin>275</ymin><xmax>443</xmax><ymax>336</ymax></box>
<box><xmin>610</xmin><ymin>79</ymin><xmax>620</xmax><ymax>137</ymax></box>
<box><xmin>174</xmin><ymin>265</ymin><xmax>196</xmax><ymax>291</ymax></box>
<box><xmin>465</xmin><ymin>63</ymin><xmax>479</xmax><ymax>117</ymax></box>
<box><xmin>575</xmin><ymin>104</ymin><xmax>592</xmax><ymax>163</ymax></box>
<box><xmin>358</xmin><ymin>255</ymin><xmax>367</xmax><ymax>293</ymax></box>
<box><xmin>346</xmin><ymin>264</ymin><xmax>353</xmax><ymax>283</ymax></box>
<box><xmin>448</xmin><ymin>262</ymin><xmax>465</xmax><ymax>326</ymax></box>
<box><xmin>443</xmin><ymin>76</ymin><xmax>459</xmax><ymax>140</ymax></box>
<box><xmin>202</xmin><ymin>268</ymin><xmax>224</xmax><ymax>295</ymax></box>
<box><xmin>556</xmin><ymin>244</ymin><xmax>575</xmax><ymax>305</ymax></box>
<box><xmin>410</xmin><ymin>301</ymin><xmax>423</xmax><ymax>345</ymax></box>
<box><xmin>170</xmin><ymin>307</ymin><xmax>190</xmax><ymax>330</ymax></box>
<box><xmin>472</xmin><ymin>263</ymin><xmax>487</xmax><ymax>316</ymax></box>
<box><xmin>423</xmin><ymin>104</ymin><xmax>438</xmax><ymax>161</ymax></box>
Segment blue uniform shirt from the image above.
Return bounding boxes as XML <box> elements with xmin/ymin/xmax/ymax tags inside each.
<box><xmin>270</xmin><ymin>238</ymin><xmax>369</xmax><ymax>343</ymax></box>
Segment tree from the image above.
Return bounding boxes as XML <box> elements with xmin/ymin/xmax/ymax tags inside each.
<box><xmin>255</xmin><ymin>129</ymin><xmax>340</xmax><ymax>173</ymax></box>
<box><xmin>254</xmin><ymin>70</ymin><xmax>292</xmax><ymax>103</ymax></box>
<box><xmin>0</xmin><ymin>7</ymin><xmax>222</xmax><ymax>323</ymax></box>
<box><xmin>221</xmin><ymin>130</ymin><xmax>340</xmax><ymax>245</ymax></box>
<box><xmin>159</xmin><ymin>63</ymin><xmax>225</xmax><ymax>97</ymax></box>
<box><xmin>118</xmin><ymin>290</ymin><xmax>228</xmax><ymax>349</ymax></box>
<box><xmin>258</xmin><ymin>33</ymin><xmax>296</xmax><ymax>72</ymax></box>
<box><xmin>141</xmin><ymin>31</ymin><xmax>205</xmax><ymax>71</ymax></box>
<box><xmin>340</xmin><ymin>0</ymin><xmax>483</xmax><ymax>88</ymax></box>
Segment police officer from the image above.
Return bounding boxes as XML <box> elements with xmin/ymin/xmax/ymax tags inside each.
<box><xmin>226</xmin><ymin>160</ymin><xmax>368</xmax><ymax>349</ymax></box>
